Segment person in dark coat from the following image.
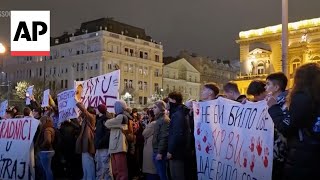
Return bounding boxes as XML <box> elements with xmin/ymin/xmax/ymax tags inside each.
<box><xmin>95</xmin><ymin>104</ymin><xmax>113</xmax><ymax>180</ymax></box>
<box><xmin>280</xmin><ymin>63</ymin><xmax>320</xmax><ymax>179</ymax></box>
<box><xmin>167</xmin><ymin>92</ymin><xmax>188</xmax><ymax>180</ymax></box>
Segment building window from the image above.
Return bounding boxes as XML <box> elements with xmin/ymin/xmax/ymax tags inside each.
<box><xmin>257</xmin><ymin>63</ymin><xmax>265</xmax><ymax>75</ymax></box>
<box><xmin>129</xmin><ymin>64</ymin><xmax>134</xmax><ymax>73</ymax></box>
<box><xmin>155</xmin><ymin>83</ymin><xmax>159</xmax><ymax>92</ymax></box>
<box><xmin>143</xmin><ymin>67</ymin><xmax>148</xmax><ymax>75</ymax></box>
<box><xmin>65</xmin><ymin>80</ymin><xmax>68</xmax><ymax>88</ymax></box>
<box><xmin>80</xmin><ymin>78</ymin><xmax>84</xmax><ymax>81</ymax></box>
<box><xmin>125</xmin><ymin>48</ymin><xmax>129</xmax><ymax>55</ymax></box>
<box><xmin>144</xmin><ymin>97</ymin><xmax>147</xmax><ymax>105</ymax></box>
<box><xmin>81</xmin><ymin>63</ymin><xmax>84</xmax><ymax>71</ymax></box>
<box><xmin>189</xmin><ymin>75</ymin><xmax>192</xmax><ymax>81</ymax></box>
<box><xmin>61</xmin><ymin>80</ymin><xmax>64</xmax><ymax>89</ymax></box>
<box><xmin>292</xmin><ymin>59</ymin><xmax>301</xmax><ymax>75</ymax></box>
<box><xmin>155</xmin><ymin>55</ymin><xmax>160</xmax><ymax>62</ymax></box>
<box><xmin>144</xmin><ymin>82</ymin><xmax>147</xmax><ymax>90</ymax></box>
<box><xmin>40</xmin><ymin>68</ymin><xmax>42</xmax><ymax>76</ymax></box>
<box><xmin>129</xmin><ymin>80</ymin><xmax>133</xmax><ymax>88</ymax></box>
<box><xmin>124</xmin><ymin>79</ymin><xmax>128</xmax><ymax>88</ymax></box>
<box><xmin>140</xmin><ymin>51</ymin><xmax>143</xmax><ymax>58</ymax></box>
<box><xmin>139</xmin><ymin>67</ymin><xmax>143</xmax><ymax>75</ymax></box>
<box><xmin>108</xmin><ymin>63</ymin><xmax>112</xmax><ymax>70</ymax></box>
<box><xmin>155</xmin><ymin>69</ymin><xmax>160</xmax><ymax>77</ymax></box>
<box><xmin>53</xmin><ymin>67</ymin><xmax>56</xmax><ymax>75</ymax></box>
<box><xmin>173</xmin><ymin>72</ymin><xmax>176</xmax><ymax>79</ymax></box>
<box><xmin>95</xmin><ymin>64</ymin><xmax>98</xmax><ymax>69</ymax></box>
<box><xmin>130</xmin><ymin>49</ymin><xmax>134</xmax><ymax>56</ymax></box>
<box><xmin>49</xmin><ymin>81</ymin><xmax>52</xmax><ymax>89</ymax></box>
<box><xmin>144</xmin><ymin>52</ymin><xmax>148</xmax><ymax>59</ymax></box>
<box><xmin>138</xmin><ymin>81</ymin><xmax>143</xmax><ymax>90</ymax></box>
<box><xmin>139</xmin><ymin>96</ymin><xmax>143</xmax><ymax>105</ymax></box>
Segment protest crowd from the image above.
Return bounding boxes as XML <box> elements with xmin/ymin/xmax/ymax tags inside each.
<box><xmin>1</xmin><ymin>62</ymin><xmax>320</xmax><ymax>180</ymax></box>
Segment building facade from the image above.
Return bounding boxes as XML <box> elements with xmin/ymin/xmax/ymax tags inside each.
<box><xmin>163</xmin><ymin>58</ymin><xmax>201</xmax><ymax>101</ymax></box>
<box><xmin>165</xmin><ymin>51</ymin><xmax>239</xmax><ymax>89</ymax></box>
<box><xmin>235</xmin><ymin>17</ymin><xmax>320</xmax><ymax>94</ymax></box>
<box><xmin>4</xmin><ymin>18</ymin><xmax>163</xmax><ymax>107</ymax></box>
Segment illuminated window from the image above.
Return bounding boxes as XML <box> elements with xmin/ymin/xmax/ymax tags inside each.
<box><xmin>257</xmin><ymin>63</ymin><xmax>265</xmax><ymax>75</ymax></box>
<box><xmin>292</xmin><ymin>59</ymin><xmax>301</xmax><ymax>74</ymax></box>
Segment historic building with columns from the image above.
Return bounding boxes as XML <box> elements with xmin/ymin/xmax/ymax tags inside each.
<box><xmin>235</xmin><ymin>17</ymin><xmax>320</xmax><ymax>94</ymax></box>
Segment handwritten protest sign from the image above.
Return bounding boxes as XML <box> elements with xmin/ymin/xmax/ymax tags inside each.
<box><xmin>41</xmin><ymin>89</ymin><xmax>50</xmax><ymax>107</ymax></box>
<box><xmin>80</xmin><ymin>70</ymin><xmax>120</xmax><ymax>113</ymax></box>
<box><xmin>0</xmin><ymin>100</ymin><xmax>8</xmax><ymax>118</ymax></box>
<box><xmin>0</xmin><ymin>118</ymin><xmax>39</xmax><ymax>179</ymax></box>
<box><xmin>193</xmin><ymin>98</ymin><xmax>274</xmax><ymax>180</ymax></box>
<box><xmin>58</xmin><ymin>89</ymin><xmax>79</xmax><ymax>123</ymax></box>
<box><xmin>25</xmin><ymin>86</ymin><xmax>34</xmax><ymax>105</ymax></box>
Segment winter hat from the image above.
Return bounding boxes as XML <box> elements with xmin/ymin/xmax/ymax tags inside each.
<box><xmin>97</xmin><ymin>104</ymin><xmax>107</xmax><ymax>114</ymax></box>
<box><xmin>114</xmin><ymin>100</ymin><xmax>127</xmax><ymax>115</ymax></box>
<box><xmin>154</xmin><ymin>100</ymin><xmax>166</xmax><ymax>112</ymax></box>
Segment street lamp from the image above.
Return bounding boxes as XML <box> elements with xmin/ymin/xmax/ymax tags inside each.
<box><xmin>282</xmin><ymin>0</ymin><xmax>288</xmax><ymax>77</ymax></box>
<box><xmin>0</xmin><ymin>43</ymin><xmax>5</xmax><ymax>54</ymax></box>
<box><xmin>124</xmin><ymin>92</ymin><xmax>132</xmax><ymax>107</ymax></box>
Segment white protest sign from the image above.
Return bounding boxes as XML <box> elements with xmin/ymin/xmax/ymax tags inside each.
<box><xmin>193</xmin><ymin>98</ymin><xmax>274</xmax><ymax>180</ymax></box>
<box><xmin>26</xmin><ymin>86</ymin><xmax>34</xmax><ymax>105</ymax></box>
<box><xmin>41</xmin><ymin>89</ymin><xmax>50</xmax><ymax>107</ymax></box>
<box><xmin>58</xmin><ymin>89</ymin><xmax>79</xmax><ymax>123</ymax></box>
<box><xmin>0</xmin><ymin>100</ymin><xmax>8</xmax><ymax>118</ymax></box>
<box><xmin>0</xmin><ymin>118</ymin><xmax>39</xmax><ymax>179</ymax></box>
<box><xmin>81</xmin><ymin>70</ymin><xmax>120</xmax><ymax>113</ymax></box>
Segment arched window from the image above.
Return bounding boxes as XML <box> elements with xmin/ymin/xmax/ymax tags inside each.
<box><xmin>292</xmin><ymin>58</ymin><xmax>301</xmax><ymax>74</ymax></box>
<box><xmin>257</xmin><ymin>63</ymin><xmax>265</xmax><ymax>75</ymax></box>
<box><xmin>311</xmin><ymin>55</ymin><xmax>320</xmax><ymax>64</ymax></box>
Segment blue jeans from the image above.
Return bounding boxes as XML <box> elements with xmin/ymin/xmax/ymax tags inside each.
<box><xmin>38</xmin><ymin>151</ymin><xmax>55</xmax><ymax>180</ymax></box>
<box><xmin>153</xmin><ymin>153</ymin><xmax>167</xmax><ymax>180</ymax></box>
<box><xmin>82</xmin><ymin>152</ymin><xmax>95</xmax><ymax>180</ymax></box>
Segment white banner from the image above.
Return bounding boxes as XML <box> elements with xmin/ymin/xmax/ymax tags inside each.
<box><xmin>0</xmin><ymin>100</ymin><xmax>8</xmax><ymax>118</ymax></box>
<box><xmin>57</xmin><ymin>89</ymin><xmax>79</xmax><ymax>123</ymax></box>
<box><xmin>25</xmin><ymin>86</ymin><xmax>34</xmax><ymax>105</ymax></box>
<box><xmin>0</xmin><ymin>118</ymin><xmax>39</xmax><ymax>179</ymax></box>
<box><xmin>193</xmin><ymin>98</ymin><xmax>274</xmax><ymax>180</ymax></box>
<box><xmin>41</xmin><ymin>89</ymin><xmax>50</xmax><ymax>107</ymax></box>
<box><xmin>80</xmin><ymin>70</ymin><xmax>120</xmax><ymax>113</ymax></box>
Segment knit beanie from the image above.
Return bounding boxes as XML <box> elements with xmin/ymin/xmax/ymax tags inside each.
<box><xmin>97</xmin><ymin>104</ymin><xmax>107</xmax><ymax>114</ymax></box>
<box><xmin>114</xmin><ymin>100</ymin><xmax>127</xmax><ymax>115</ymax></box>
<box><xmin>154</xmin><ymin>100</ymin><xmax>166</xmax><ymax>112</ymax></box>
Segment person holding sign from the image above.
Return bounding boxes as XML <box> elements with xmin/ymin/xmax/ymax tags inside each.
<box><xmin>200</xmin><ymin>83</ymin><xmax>220</xmax><ymax>101</ymax></box>
<box><xmin>75</xmin><ymin>96</ymin><xmax>96</xmax><ymax>180</ymax></box>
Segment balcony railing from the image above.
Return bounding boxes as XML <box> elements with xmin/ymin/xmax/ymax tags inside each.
<box><xmin>236</xmin><ymin>73</ymin><xmax>269</xmax><ymax>80</ymax></box>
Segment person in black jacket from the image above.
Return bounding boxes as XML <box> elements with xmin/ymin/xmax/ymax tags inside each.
<box><xmin>281</xmin><ymin>63</ymin><xmax>320</xmax><ymax>179</ymax></box>
<box><xmin>265</xmin><ymin>72</ymin><xmax>289</xmax><ymax>180</ymax></box>
<box><xmin>167</xmin><ymin>92</ymin><xmax>188</xmax><ymax>180</ymax></box>
<box><xmin>95</xmin><ymin>104</ymin><xmax>113</xmax><ymax>180</ymax></box>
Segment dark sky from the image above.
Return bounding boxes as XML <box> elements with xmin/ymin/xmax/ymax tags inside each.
<box><xmin>1</xmin><ymin>0</ymin><xmax>320</xmax><ymax>59</ymax></box>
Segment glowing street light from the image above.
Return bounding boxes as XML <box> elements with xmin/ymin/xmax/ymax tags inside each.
<box><xmin>0</xmin><ymin>43</ymin><xmax>5</xmax><ymax>54</ymax></box>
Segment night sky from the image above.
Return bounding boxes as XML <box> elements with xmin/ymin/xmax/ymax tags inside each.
<box><xmin>1</xmin><ymin>0</ymin><xmax>320</xmax><ymax>59</ymax></box>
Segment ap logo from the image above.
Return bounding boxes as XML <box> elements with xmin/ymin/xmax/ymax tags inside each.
<box><xmin>11</xmin><ymin>11</ymin><xmax>50</xmax><ymax>56</ymax></box>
